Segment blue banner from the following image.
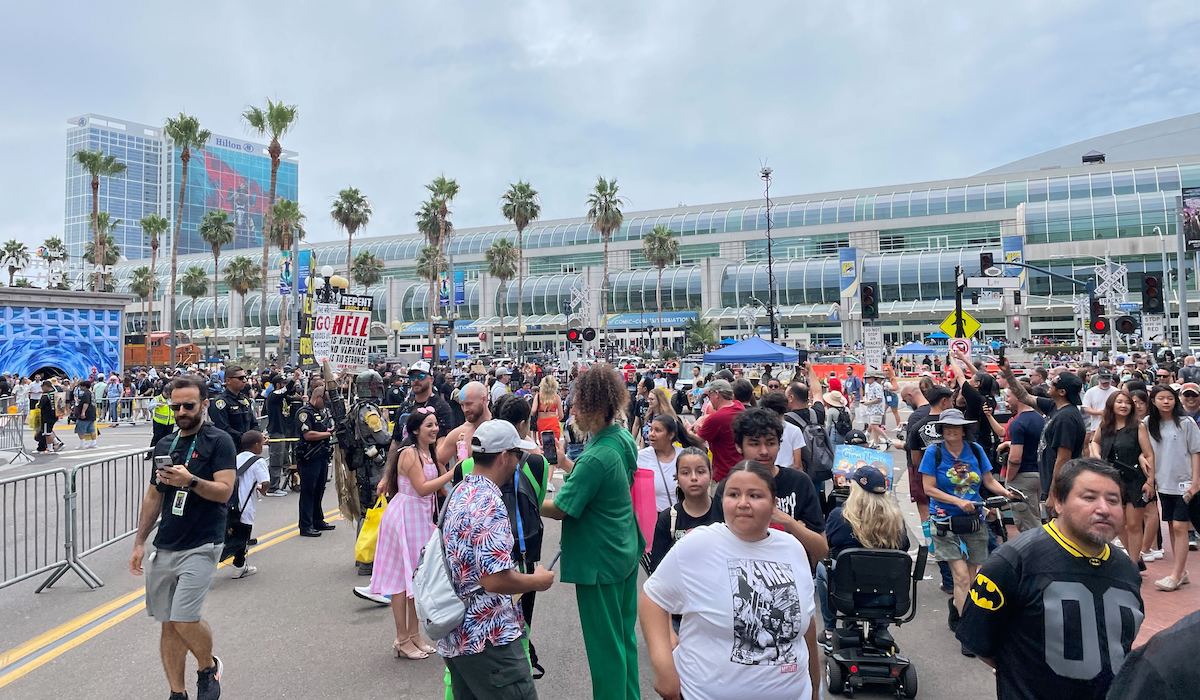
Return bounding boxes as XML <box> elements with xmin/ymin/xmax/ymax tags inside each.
<box><xmin>438</xmin><ymin>271</ymin><xmax>450</xmax><ymax>308</ymax></box>
<box><xmin>838</xmin><ymin>247</ymin><xmax>858</xmax><ymax>296</ymax></box>
<box><xmin>454</xmin><ymin>269</ymin><xmax>465</xmax><ymax>306</ymax></box>
<box><xmin>298</xmin><ymin>250</ymin><xmax>312</xmax><ymax>295</ymax></box>
<box><xmin>279</xmin><ymin>251</ymin><xmax>292</xmax><ymax>295</ymax></box>
<box><xmin>1001</xmin><ymin>235</ymin><xmax>1025</xmax><ymax>284</ymax></box>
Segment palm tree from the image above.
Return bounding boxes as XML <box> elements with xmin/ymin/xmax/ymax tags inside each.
<box><xmin>163</xmin><ymin>114</ymin><xmax>211</xmax><ymax>361</ymax></box>
<box><xmin>223</xmin><ymin>255</ymin><xmax>262</xmax><ymax>360</ymax></box>
<box><xmin>12</xmin><ymin>279</ymin><xmax>33</xmax><ymax>288</ymax></box>
<box><xmin>138</xmin><ymin>214</ymin><xmax>169</xmax><ymax>365</ymax></box>
<box><xmin>642</xmin><ymin>224</ymin><xmax>680</xmax><ymax>350</ymax></box>
<box><xmin>426</xmin><ymin>176</ymin><xmax>460</xmax><ymax>354</ymax></box>
<box><xmin>486</xmin><ymin>238</ymin><xmax>519</xmax><ymax>354</ymax></box>
<box><xmin>501</xmin><ymin>181</ymin><xmax>541</xmax><ymax>357</ymax></box>
<box><xmin>331</xmin><ymin>187</ymin><xmax>372</xmax><ymax>286</ymax></box>
<box><xmin>684</xmin><ymin>316</ymin><xmax>719</xmax><ymax>352</ymax></box>
<box><xmin>352</xmin><ymin>251</ymin><xmax>384</xmax><ymax>294</ymax></box>
<box><xmin>181</xmin><ymin>265</ymin><xmax>209</xmax><ymax>332</ymax></box>
<box><xmin>74</xmin><ymin>149</ymin><xmax>127</xmax><ymax>291</ymax></box>
<box><xmin>267</xmin><ymin>198</ymin><xmax>306</xmax><ymax>357</ymax></box>
<box><xmin>199</xmin><ymin>210</ymin><xmax>235</xmax><ymax>343</ymax></box>
<box><xmin>2</xmin><ymin>240</ymin><xmax>31</xmax><ymax>286</ymax></box>
<box><xmin>131</xmin><ymin>266</ymin><xmax>153</xmax><ymax>352</ymax></box>
<box><xmin>416</xmin><ymin>245</ymin><xmax>447</xmax><ymax>320</ymax></box>
<box><xmin>415</xmin><ymin>198</ymin><xmax>449</xmax><ymax>339</ymax></box>
<box><xmin>586</xmin><ymin>176</ymin><xmax>625</xmax><ymax>348</ymax></box>
<box><xmin>243</xmin><ymin>99</ymin><xmax>299</xmax><ymax>364</ymax></box>
<box><xmin>82</xmin><ymin>215</ymin><xmax>121</xmax><ymax>292</ymax></box>
<box><xmin>43</xmin><ymin>236</ymin><xmax>69</xmax><ymax>290</ymax></box>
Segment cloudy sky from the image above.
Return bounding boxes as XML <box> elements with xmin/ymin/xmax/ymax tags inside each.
<box><xmin>3</xmin><ymin>1</ymin><xmax>1199</xmax><ymax>250</ymax></box>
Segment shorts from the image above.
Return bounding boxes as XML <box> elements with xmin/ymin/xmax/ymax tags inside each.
<box><xmin>867</xmin><ymin>414</ymin><xmax>884</xmax><ymax>426</ymax></box>
<box><xmin>1158</xmin><ymin>493</ymin><xmax>1191</xmax><ymax>522</ymax></box>
<box><xmin>444</xmin><ymin>639</ymin><xmax>535</xmax><ymax>700</ymax></box>
<box><xmin>932</xmin><ymin>528</ymin><xmax>989</xmax><ymax>565</ymax></box>
<box><xmin>1118</xmin><ymin>468</ymin><xmax>1148</xmax><ymax>508</ymax></box>
<box><xmin>145</xmin><ymin>543</ymin><xmax>221</xmax><ymax>623</ymax></box>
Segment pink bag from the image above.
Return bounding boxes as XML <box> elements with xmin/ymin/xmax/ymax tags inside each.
<box><xmin>630</xmin><ymin>468</ymin><xmax>656</xmax><ymax>553</ymax></box>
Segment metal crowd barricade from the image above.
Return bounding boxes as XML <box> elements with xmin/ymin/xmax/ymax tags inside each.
<box><xmin>0</xmin><ymin>468</ymin><xmax>71</xmax><ymax>592</ymax></box>
<box><xmin>40</xmin><ymin>447</ymin><xmax>156</xmax><ymax>590</ymax></box>
<box><xmin>0</xmin><ymin>394</ymin><xmax>15</xmax><ymax>414</ymax></box>
<box><xmin>97</xmin><ymin>396</ymin><xmax>154</xmax><ymax>427</ymax></box>
<box><xmin>0</xmin><ymin>411</ymin><xmax>35</xmax><ymax>465</ymax></box>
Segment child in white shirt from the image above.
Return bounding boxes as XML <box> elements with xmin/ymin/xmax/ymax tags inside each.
<box><xmin>229</xmin><ymin>430</ymin><xmax>272</xmax><ymax>578</ymax></box>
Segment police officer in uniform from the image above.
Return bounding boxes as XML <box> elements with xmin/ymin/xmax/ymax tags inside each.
<box><xmin>208</xmin><ymin>365</ymin><xmax>255</xmax><ymax>450</ymax></box>
<box><xmin>296</xmin><ymin>383</ymin><xmax>336</xmax><ymax>537</ymax></box>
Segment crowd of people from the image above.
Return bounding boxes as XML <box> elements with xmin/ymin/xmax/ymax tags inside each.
<box><xmin>7</xmin><ymin>341</ymin><xmax>1190</xmax><ymax>699</ymax></box>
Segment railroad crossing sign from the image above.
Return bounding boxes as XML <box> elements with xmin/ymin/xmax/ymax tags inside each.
<box><xmin>939</xmin><ymin>309</ymin><xmax>980</xmax><ymax>339</ymax></box>
<box><xmin>1091</xmin><ymin>261</ymin><xmax>1129</xmax><ymax>307</ymax></box>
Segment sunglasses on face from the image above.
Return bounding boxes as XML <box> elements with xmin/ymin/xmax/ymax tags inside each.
<box><xmin>229</xmin><ymin>375</ymin><xmax>247</xmax><ymax>381</ymax></box>
<box><xmin>1157</xmin><ymin>373</ymin><xmax>1169</xmax><ymax>379</ymax></box>
<box><xmin>169</xmin><ymin>402</ymin><xmax>199</xmax><ymax>412</ymax></box>
<box><xmin>410</xmin><ymin>372</ymin><xmax>429</xmax><ymax>381</ymax></box>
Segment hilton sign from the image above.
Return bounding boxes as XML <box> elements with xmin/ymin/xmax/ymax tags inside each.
<box><xmin>212</xmin><ymin>136</ymin><xmax>257</xmax><ymax>153</ymax></box>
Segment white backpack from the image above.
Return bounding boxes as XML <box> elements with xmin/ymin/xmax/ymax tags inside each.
<box><xmin>413</xmin><ymin>484</ymin><xmax>471</xmax><ymax>640</ymax></box>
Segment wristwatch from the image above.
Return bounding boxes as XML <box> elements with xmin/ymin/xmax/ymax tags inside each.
<box><xmin>189</xmin><ymin>477</ymin><xmax>199</xmax><ymax>490</ymax></box>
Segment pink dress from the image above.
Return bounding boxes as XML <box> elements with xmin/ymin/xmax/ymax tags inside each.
<box><xmin>369</xmin><ymin>447</ymin><xmax>438</xmax><ymax>598</ymax></box>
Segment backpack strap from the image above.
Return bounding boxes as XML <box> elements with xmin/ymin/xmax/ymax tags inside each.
<box><xmin>233</xmin><ymin>455</ymin><xmax>265</xmax><ymax>511</ymax></box>
<box><xmin>669</xmin><ymin>504</ymin><xmax>679</xmax><ymax>535</ymax></box>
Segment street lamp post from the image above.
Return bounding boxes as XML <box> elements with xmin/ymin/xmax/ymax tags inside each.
<box><xmin>1153</xmin><ymin>226</ymin><xmax>1175</xmax><ymax>347</ymax></box>
<box><xmin>761</xmin><ymin>167</ymin><xmax>779</xmax><ymax>344</ymax></box>
<box><xmin>390</xmin><ymin>319</ymin><xmax>403</xmax><ymax>357</ymax></box>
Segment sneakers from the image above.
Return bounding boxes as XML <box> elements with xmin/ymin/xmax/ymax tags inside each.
<box><xmin>169</xmin><ymin>693</ymin><xmax>188</xmax><ymax>700</ymax></box>
<box><xmin>1190</xmin><ymin>533</ymin><xmax>1199</xmax><ymax>551</ymax></box>
<box><xmin>265</xmin><ymin>488</ymin><xmax>289</xmax><ymax>497</ymax></box>
<box><xmin>232</xmin><ymin>565</ymin><xmax>258</xmax><ymax>579</ymax></box>
<box><xmin>1142</xmin><ymin>549</ymin><xmax>1164</xmax><ymax>562</ymax></box>
<box><xmin>1154</xmin><ymin>572</ymin><xmax>1189</xmax><ymax>591</ymax></box>
<box><xmin>947</xmin><ymin>598</ymin><xmax>961</xmax><ymax>632</ymax></box>
<box><xmin>353</xmin><ymin>586</ymin><xmax>391</xmax><ymax>606</ymax></box>
<box><xmin>196</xmin><ymin>655</ymin><xmax>222</xmax><ymax>700</ymax></box>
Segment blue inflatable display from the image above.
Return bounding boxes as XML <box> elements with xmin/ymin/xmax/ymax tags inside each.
<box><xmin>0</xmin><ymin>304</ymin><xmax>123</xmax><ymax>378</ymax></box>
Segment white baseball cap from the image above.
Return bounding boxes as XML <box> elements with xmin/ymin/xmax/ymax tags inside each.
<box><xmin>471</xmin><ymin>420</ymin><xmax>537</xmax><ymax>454</ymax></box>
<box><xmin>408</xmin><ymin>361</ymin><xmax>431</xmax><ymax>375</ymax></box>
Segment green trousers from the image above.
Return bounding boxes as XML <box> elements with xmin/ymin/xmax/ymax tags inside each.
<box><xmin>576</xmin><ymin>568</ymin><xmax>641</xmax><ymax>700</ymax></box>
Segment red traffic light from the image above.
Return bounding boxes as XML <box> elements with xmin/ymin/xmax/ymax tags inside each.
<box><xmin>566</xmin><ymin>328</ymin><xmax>581</xmax><ymax>343</ymax></box>
<box><xmin>1092</xmin><ymin>318</ymin><xmax>1107</xmax><ymax>333</ymax></box>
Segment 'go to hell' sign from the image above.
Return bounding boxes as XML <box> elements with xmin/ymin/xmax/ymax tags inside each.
<box><xmin>328</xmin><ymin>309</ymin><xmax>371</xmax><ymax>372</ymax></box>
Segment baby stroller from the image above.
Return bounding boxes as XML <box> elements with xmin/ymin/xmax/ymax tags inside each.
<box><xmin>825</xmin><ymin>545</ymin><xmax>928</xmax><ymax>697</ymax></box>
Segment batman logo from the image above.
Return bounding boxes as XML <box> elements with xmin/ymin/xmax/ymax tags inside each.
<box><xmin>969</xmin><ymin>573</ymin><xmax>1005</xmax><ymax>611</ymax></box>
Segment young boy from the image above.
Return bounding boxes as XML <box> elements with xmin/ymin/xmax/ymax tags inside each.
<box><xmin>229</xmin><ymin>430</ymin><xmax>272</xmax><ymax>578</ymax></box>
<box><xmin>714</xmin><ymin>407</ymin><xmax>829</xmax><ymax>565</ymax></box>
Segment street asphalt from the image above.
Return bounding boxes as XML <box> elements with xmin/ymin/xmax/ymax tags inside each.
<box><xmin>2</xmin><ymin>421</ymin><xmax>1003</xmax><ymax>698</ymax></box>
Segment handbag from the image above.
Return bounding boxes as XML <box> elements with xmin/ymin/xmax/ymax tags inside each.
<box><xmin>949</xmin><ymin>514</ymin><xmax>982</xmax><ymax>535</ymax></box>
<box><xmin>355</xmin><ymin>496</ymin><xmax>387</xmax><ymax>564</ymax></box>
<box><xmin>413</xmin><ymin>483</ymin><xmax>471</xmax><ymax>640</ymax></box>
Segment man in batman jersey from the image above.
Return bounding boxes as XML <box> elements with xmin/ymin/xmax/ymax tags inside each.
<box><xmin>956</xmin><ymin>458</ymin><xmax>1142</xmax><ymax>700</ymax></box>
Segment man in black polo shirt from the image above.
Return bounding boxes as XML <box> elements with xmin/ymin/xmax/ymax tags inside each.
<box><xmin>130</xmin><ymin>376</ymin><xmax>236</xmax><ymax>700</ymax></box>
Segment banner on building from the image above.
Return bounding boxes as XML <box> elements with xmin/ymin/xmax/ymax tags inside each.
<box><xmin>298</xmin><ymin>250</ymin><xmax>313</xmax><ymax>295</ymax></box>
<box><xmin>279</xmin><ymin>250</ymin><xmax>293</xmax><ymax>295</ymax></box>
<box><xmin>438</xmin><ymin>271</ymin><xmax>451</xmax><ymax>308</ymax></box>
<box><xmin>328</xmin><ymin>295</ymin><xmax>374</xmax><ymax>373</ymax></box>
<box><xmin>1182</xmin><ymin>189</ymin><xmax>1200</xmax><ymax>252</ymax></box>
<box><xmin>838</xmin><ymin>247</ymin><xmax>858</xmax><ymax>296</ymax></box>
<box><xmin>1001</xmin><ymin>235</ymin><xmax>1026</xmax><ymax>284</ymax></box>
<box><xmin>454</xmin><ymin>269</ymin><xmax>465</xmax><ymax>306</ymax></box>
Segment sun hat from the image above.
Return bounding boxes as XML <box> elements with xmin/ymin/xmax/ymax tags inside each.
<box><xmin>471</xmin><ymin>420</ymin><xmax>538</xmax><ymax>454</ymax></box>
<box><xmin>823</xmin><ymin>390</ymin><xmax>848</xmax><ymax>408</ymax></box>
<box><xmin>934</xmin><ymin>408</ymin><xmax>976</xmax><ymax>427</ymax></box>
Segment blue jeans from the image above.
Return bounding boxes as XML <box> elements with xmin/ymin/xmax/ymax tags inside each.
<box><xmin>815</xmin><ymin>562</ymin><xmax>835</xmax><ymax>630</ymax></box>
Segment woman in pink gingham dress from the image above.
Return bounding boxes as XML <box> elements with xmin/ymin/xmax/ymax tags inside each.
<box><xmin>369</xmin><ymin>408</ymin><xmax>453</xmax><ymax>660</ymax></box>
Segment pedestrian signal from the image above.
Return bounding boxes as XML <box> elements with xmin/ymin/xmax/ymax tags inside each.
<box><xmin>1142</xmin><ymin>276</ymin><xmax>1164</xmax><ymax>314</ymax></box>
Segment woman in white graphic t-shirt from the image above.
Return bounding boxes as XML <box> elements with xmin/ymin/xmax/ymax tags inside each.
<box><xmin>640</xmin><ymin>460</ymin><xmax>820</xmax><ymax>700</ymax></box>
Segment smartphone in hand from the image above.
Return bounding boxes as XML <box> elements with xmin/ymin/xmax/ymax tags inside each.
<box><xmin>540</xmin><ymin>430</ymin><xmax>558</xmax><ymax>465</ymax></box>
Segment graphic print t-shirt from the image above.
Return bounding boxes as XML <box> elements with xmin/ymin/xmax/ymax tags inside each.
<box><xmin>642</xmin><ymin>524</ymin><xmax>816</xmax><ymax>700</ymax></box>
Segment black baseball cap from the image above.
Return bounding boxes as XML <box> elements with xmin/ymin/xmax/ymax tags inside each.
<box><xmin>924</xmin><ymin>385</ymin><xmax>954</xmax><ymax>403</ymax></box>
<box><xmin>1051</xmin><ymin>371</ymin><xmax>1084</xmax><ymax>405</ymax></box>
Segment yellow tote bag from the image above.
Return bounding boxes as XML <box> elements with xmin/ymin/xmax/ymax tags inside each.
<box><xmin>354</xmin><ymin>496</ymin><xmax>387</xmax><ymax>564</ymax></box>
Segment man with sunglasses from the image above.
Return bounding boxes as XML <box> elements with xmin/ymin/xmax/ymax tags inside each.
<box><xmin>208</xmin><ymin>365</ymin><xmax>255</xmax><ymax>453</ymax></box>
<box><xmin>131</xmin><ymin>376</ymin><xmax>236</xmax><ymax>700</ymax></box>
<box><xmin>393</xmin><ymin>361</ymin><xmax>454</xmax><ymax>442</ymax></box>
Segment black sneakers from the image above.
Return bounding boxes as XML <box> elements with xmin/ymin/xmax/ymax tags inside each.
<box><xmin>196</xmin><ymin>655</ymin><xmax>222</xmax><ymax>700</ymax></box>
<box><xmin>947</xmin><ymin>598</ymin><xmax>961</xmax><ymax>632</ymax></box>
<box><xmin>169</xmin><ymin>693</ymin><xmax>187</xmax><ymax>700</ymax></box>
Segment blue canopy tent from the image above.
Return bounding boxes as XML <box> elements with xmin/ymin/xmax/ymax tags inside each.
<box><xmin>895</xmin><ymin>342</ymin><xmax>940</xmax><ymax>355</ymax></box>
<box><xmin>926</xmin><ymin>331</ymin><xmax>950</xmax><ymax>340</ymax></box>
<box><xmin>438</xmin><ymin>350</ymin><xmax>470</xmax><ymax>360</ymax></box>
<box><xmin>703</xmin><ymin>336</ymin><xmax>799</xmax><ymax>364</ymax></box>
<box><xmin>719</xmin><ymin>337</ymin><xmax>738</xmax><ymax>345</ymax></box>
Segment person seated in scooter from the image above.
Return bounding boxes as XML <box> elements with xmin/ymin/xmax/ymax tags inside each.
<box><xmin>816</xmin><ymin>465</ymin><xmax>910</xmax><ymax>645</ymax></box>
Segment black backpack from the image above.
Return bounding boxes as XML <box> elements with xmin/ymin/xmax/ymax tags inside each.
<box><xmin>785</xmin><ymin>409</ymin><xmax>835</xmax><ymax>482</ymax></box>
<box><xmin>830</xmin><ymin>406</ymin><xmax>853</xmax><ymax>438</ymax></box>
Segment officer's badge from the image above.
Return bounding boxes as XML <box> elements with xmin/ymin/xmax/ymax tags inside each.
<box><xmin>215</xmin><ymin>399</ymin><xmax>227</xmax><ymax>409</ymax></box>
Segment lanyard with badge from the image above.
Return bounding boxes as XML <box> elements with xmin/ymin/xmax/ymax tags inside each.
<box><xmin>167</xmin><ymin>432</ymin><xmax>200</xmax><ymax>516</ymax></box>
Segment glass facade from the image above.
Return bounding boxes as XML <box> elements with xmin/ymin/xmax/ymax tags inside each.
<box><xmin>64</xmin><ymin>117</ymin><xmax>163</xmax><ymax>261</ymax></box>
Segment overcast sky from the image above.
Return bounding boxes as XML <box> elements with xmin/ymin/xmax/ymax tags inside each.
<box><xmin>3</xmin><ymin>1</ymin><xmax>1199</xmax><ymax>251</ymax></box>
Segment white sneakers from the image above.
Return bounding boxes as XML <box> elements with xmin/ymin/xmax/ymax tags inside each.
<box><xmin>1153</xmin><ymin>571</ymin><xmax>1189</xmax><ymax>591</ymax></box>
<box><xmin>353</xmin><ymin>586</ymin><xmax>391</xmax><ymax>606</ymax></box>
<box><xmin>1141</xmin><ymin>549</ymin><xmax>1164</xmax><ymax>562</ymax></box>
<box><xmin>233</xmin><ymin>565</ymin><xmax>258</xmax><ymax>579</ymax></box>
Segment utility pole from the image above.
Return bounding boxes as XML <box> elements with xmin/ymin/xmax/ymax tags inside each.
<box><xmin>761</xmin><ymin>166</ymin><xmax>778</xmax><ymax>344</ymax></box>
<box><xmin>1177</xmin><ymin>196</ymin><xmax>1191</xmax><ymax>354</ymax></box>
<box><xmin>954</xmin><ymin>265</ymin><xmax>966</xmax><ymax>337</ymax></box>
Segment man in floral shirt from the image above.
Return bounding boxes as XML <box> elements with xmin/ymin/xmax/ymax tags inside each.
<box><xmin>438</xmin><ymin>420</ymin><xmax>556</xmax><ymax>699</ymax></box>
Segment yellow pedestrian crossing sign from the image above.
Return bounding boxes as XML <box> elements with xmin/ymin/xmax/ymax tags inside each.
<box><xmin>940</xmin><ymin>310</ymin><xmax>980</xmax><ymax>339</ymax></box>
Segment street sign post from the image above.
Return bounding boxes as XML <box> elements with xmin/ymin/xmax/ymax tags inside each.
<box><xmin>939</xmin><ymin>309</ymin><xmax>980</xmax><ymax>338</ymax></box>
<box><xmin>862</xmin><ymin>326</ymin><xmax>883</xmax><ymax>370</ymax></box>
<box><xmin>1142</xmin><ymin>314</ymin><xmax>1166</xmax><ymax>344</ymax></box>
<box><xmin>966</xmin><ymin>276</ymin><xmax>1020</xmax><ymax>290</ymax></box>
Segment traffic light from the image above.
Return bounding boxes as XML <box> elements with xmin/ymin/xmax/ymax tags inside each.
<box><xmin>860</xmin><ymin>283</ymin><xmax>879</xmax><ymax>320</ymax></box>
<box><xmin>582</xmin><ymin>327</ymin><xmax>596</xmax><ymax>342</ymax></box>
<box><xmin>980</xmin><ymin>252</ymin><xmax>994</xmax><ymax>274</ymax></box>
<box><xmin>1142</xmin><ymin>275</ymin><xmax>1164</xmax><ymax>314</ymax></box>
<box><xmin>566</xmin><ymin>328</ymin><xmax>582</xmax><ymax>344</ymax></box>
<box><xmin>1114</xmin><ymin>315</ymin><xmax>1139</xmax><ymax>335</ymax></box>
<box><xmin>970</xmin><ymin>291</ymin><xmax>979</xmax><ymax>305</ymax></box>
<box><xmin>1088</xmin><ymin>295</ymin><xmax>1107</xmax><ymax>334</ymax></box>
<box><xmin>1013</xmin><ymin>290</ymin><xmax>1022</xmax><ymax>305</ymax></box>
